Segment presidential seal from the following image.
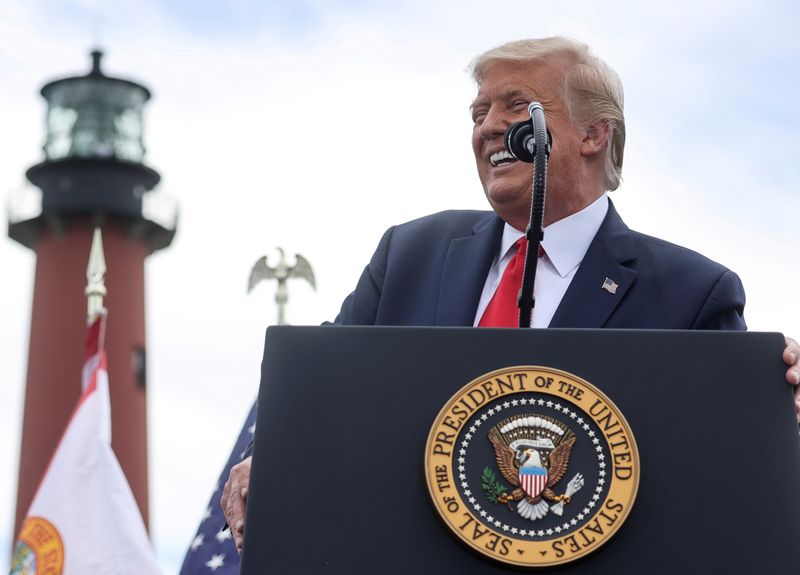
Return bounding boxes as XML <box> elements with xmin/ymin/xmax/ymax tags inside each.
<box><xmin>425</xmin><ymin>366</ymin><xmax>639</xmax><ymax>568</ymax></box>
<box><xmin>11</xmin><ymin>517</ymin><xmax>64</xmax><ymax>575</ymax></box>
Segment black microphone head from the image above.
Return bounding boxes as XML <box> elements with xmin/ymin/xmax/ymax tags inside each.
<box><xmin>504</xmin><ymin>120</ymin><xmax>536</xmax><ymax>163</ymax></box>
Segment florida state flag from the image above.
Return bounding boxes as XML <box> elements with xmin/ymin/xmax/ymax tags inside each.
<box><xmin>11</xmin><ymin>312</ymin><xmax>161</xmax><ymax>575</ymax></box>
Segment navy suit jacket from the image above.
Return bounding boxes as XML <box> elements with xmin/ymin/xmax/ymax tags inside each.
<box><xmin>333</xmin><ymin>202</ymin><xmax>746</xmax><ymax>331</ymax></box>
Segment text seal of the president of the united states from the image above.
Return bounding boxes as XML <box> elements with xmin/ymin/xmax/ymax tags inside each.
<box><xmin>425</xmin><ymin>366</ymin><xmax>639</xmax><ymax>568</ymax></box>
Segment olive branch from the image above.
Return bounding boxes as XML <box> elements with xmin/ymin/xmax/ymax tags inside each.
<box><xmin>481</xmin><ymin>467</ymin><xmax>507</xmax><ymax>504</ymax></box>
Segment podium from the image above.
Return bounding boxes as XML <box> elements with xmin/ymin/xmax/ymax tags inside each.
<box><xmin>241</xmin><ymin>326</ymin><xmax>800</xmax><ymax>574</ymax></box>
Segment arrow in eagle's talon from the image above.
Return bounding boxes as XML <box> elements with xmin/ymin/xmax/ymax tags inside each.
<box><xmin>551</xmin><ymin>474</ymin><xmax>585</xmax><ymax>516</ymax></box>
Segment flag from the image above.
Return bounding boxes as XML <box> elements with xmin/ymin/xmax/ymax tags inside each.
<box><xmin>11</xmin><ymin>311</ymin><xmax>161</xmax><ymax>575</ymax></box>
<box><xmin>179</xmin><ymin>401</ymin><xmax>257</xmax><ymax>575</ymax></box>
<box><xmin>601</xmin><ymin>277</ymin><xmax>619</xmax><ymax>294</ymax></box>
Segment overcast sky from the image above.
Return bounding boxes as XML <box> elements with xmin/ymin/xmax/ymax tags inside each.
<box><xmin>1</xmin><ymin>0</ymin><xmax>798</xmax><ymax>572</ymax></box>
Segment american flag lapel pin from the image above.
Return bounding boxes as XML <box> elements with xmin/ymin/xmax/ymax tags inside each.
<box><xmin>601</xmin><ymin>277</ymin><xmax>619</xmax><ymax>294</ymax></box>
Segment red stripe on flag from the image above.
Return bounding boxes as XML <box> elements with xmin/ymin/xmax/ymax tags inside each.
<box><xmin>521</xmin><ymin>472</ymin><xmax>547</xmax><ymax>498</ymax></box>
<box><xmin>82</xmin><ymin>312</ymin><xmax>106</xmax><ymax>390</ymax></box>
<box><xmin>84</xmin><ymin>314</ymin><xmax>104</xmax><ymax>360</ymax></box>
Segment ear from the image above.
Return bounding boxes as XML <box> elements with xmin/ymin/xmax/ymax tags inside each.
<box><xmin>580</xmin><ymin>121</ymin><xmax>611</xmax><ymax>158</ymax></box>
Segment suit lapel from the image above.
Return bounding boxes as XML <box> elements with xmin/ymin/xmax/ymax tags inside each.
<box><xmin>550</xmin><ymin>202</ymin><xmax>638</xmax><ymax>328</ymax></box>
<box><xmin>436</xmin><ymin>214</ymin><xmax>504</xmax><ymax>326</ymax></box>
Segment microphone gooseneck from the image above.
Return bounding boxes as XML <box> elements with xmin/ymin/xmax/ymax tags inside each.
<box><xmin>504</xmin><ymin>102</ymin><xmax>552</xmax><ymax>328</ymax></box>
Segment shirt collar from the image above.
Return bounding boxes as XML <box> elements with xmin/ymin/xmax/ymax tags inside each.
<box><xmin>499</xmin><ymin>193</ymin><xmax>609</xmax><ymax>278</ymax></box>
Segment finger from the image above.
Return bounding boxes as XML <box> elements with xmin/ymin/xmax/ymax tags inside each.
<box><xmin>226</xmin><ymin>474</ymin><xmax>243</xmax><ymax>529</ymax></box>
<box><xmin>232</xmin><ymin>465</ymin><xmax>251</xmax><ymax>529</ymax></box>
<box><xmin>784</xmin><ymin>336</ymin><xmax>799</xmax><ymax>367</ymax></box>
<box><xmin>787</xmin><ymin>367</ymin><xmax>800</xmax><ymax>386</ymax></box>
<box><xmin>234</xmin><ymin>527</ymin><xmax>243</xmax><ymax>553</ymax></box>
<box><xmin>784</xmin><ymin>337</ymin><xmax>800</xmax><ymax>386</ymax></box>
<box><xmin>219</xmin><ymin>476</ymin><xmax>231</xmax><ymax>520</ymax></box>
<box><xmin>228</xmin><ymin>486</ymin><xmax>243</xmax><ymax>550</ymax></box>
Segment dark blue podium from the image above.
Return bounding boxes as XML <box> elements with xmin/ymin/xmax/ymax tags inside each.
<box><xmin>242</xmin><ymin>327</ymin><xmax>800</xmax><ymax>574</ymax></box>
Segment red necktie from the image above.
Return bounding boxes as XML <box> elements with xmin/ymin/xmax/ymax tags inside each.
<box><xmin>479</xmin><ymin>238</ymin><xmax>529</xmax><ymax>328</ymax></box>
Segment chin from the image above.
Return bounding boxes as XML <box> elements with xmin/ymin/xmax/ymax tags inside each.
<box><xmin>485</xmin><ymin>185</ymin><xmax>530</xmax><ymax>210</ymax></box>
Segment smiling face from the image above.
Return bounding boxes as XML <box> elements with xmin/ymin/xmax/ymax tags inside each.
<box><xmin>471</xmin><ymin>57</ymin><xmax>605</xmax><ymax>230</ymax></box>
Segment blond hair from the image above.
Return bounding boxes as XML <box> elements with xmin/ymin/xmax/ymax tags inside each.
<box><xmin>470</xmin><ymin>37</ymin><xmax>625</xmax><ymax>191</ymax></box>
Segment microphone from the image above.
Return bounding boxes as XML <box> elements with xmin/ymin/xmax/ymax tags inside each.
<box><xmin>504</xmin><ymin>102</ymin><xmax>552</xmax><ymax>163</ymax></box>
<box><xmin>509</xmin><ymin>102</ymin><xmax>552</xmax><ymax>328</ymax></box>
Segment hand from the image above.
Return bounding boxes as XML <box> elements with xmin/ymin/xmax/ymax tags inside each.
<box><xmin>783</xmin><ymin>336</ymin><xmax>800</xmax><ymax>420</ymax></box>
<box><xmin>220</xmin><ymin>456</ymin><xmax>251</xmax><ymax>554</ymax></box>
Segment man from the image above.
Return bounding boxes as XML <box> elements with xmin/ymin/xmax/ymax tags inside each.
<box><xmin>221</xmin><ymin>37</ymin><xmax>800</xmax><ymax>552</ymax></box>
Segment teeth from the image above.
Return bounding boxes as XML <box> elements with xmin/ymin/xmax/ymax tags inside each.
<box><xmin>489</xmin><ymin>150</ymin><xmax>516</xmax><ymax>167</ymax></box>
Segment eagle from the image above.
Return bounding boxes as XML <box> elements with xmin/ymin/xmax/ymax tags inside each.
<box><xmin>247</xmin><ymin>248</ymin><xmax>316</xmax><ymax>294</ymax></box>
<box><xmin>488</xmin><ymin>427</ymin><xmax>576</xmax><ymax>520</ymax></box>
<box><xmin>247</xmin><ymin>248</ymin><xmax>316</xmax><ymax>325</ymax></box>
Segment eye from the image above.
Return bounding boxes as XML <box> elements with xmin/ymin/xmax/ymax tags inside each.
<box><xmin>512</xmin><ymin>100</ymin><xmax>529</xmax><ymax>112</ymax></box>
<box><xmin>471</xmin><ymin>109</ymin><xmax>487</xmax><ymax>125</ymax></box>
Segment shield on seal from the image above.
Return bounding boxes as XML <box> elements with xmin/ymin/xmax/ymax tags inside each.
<box><xmin>519</xmin><ymin>466</ymin><xmax>548</xmax><ymax>499</ymax></box>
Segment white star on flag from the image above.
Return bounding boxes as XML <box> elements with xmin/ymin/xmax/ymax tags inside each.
<box><xmin>191</xmin><ymin>534</ymin><xmax>205</xmax><ymax>551</ymax></box>
<box><xmin>215</xmin><ymin>529</ymin><xmax>232</xmax><ymax>543</ymax></box>
<box><xmin>205</xmin><ymin>554</ymin><xmax>225</xmax><ymax>571</ymax></box>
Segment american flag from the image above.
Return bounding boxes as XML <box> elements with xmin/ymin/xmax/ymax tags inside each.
<box><xmin>179</xmin><ymin>401</ymin><xmax>257</xmax><ymax>574</ymax></box>
<box><xmin>601</xmin><ymin>277</ymin><xmax>619</xmax><ymax>294</ymax></box>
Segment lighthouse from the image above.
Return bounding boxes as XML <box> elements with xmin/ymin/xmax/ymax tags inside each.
<box><xmin>8</xmin><ymin>50</ymin><xmax>176</xmax><ymax>535</ymax></box>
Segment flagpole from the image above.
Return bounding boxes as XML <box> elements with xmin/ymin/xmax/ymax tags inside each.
<box><xmin>85</xmin><ymin>227</ymin><xmax>107</xmax><ymax>322</ymax></box>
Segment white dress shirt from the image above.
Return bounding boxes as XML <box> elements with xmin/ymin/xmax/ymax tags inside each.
<box><xmin>473</xmin><ymin>193</ymin><xmax>609</xmax><ymax>328</ymax></box>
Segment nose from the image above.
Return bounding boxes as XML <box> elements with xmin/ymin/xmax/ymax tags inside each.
<box><xmin>478</xmin><ymin>105</ymin><xmax>511</xmax><ymax>142</ymax></box>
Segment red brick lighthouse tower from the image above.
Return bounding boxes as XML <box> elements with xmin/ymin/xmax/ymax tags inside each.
<box><xmin>8</xmin><ymin>50</ymin><xmax>176</xmax><ymax>536</ymax></box>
